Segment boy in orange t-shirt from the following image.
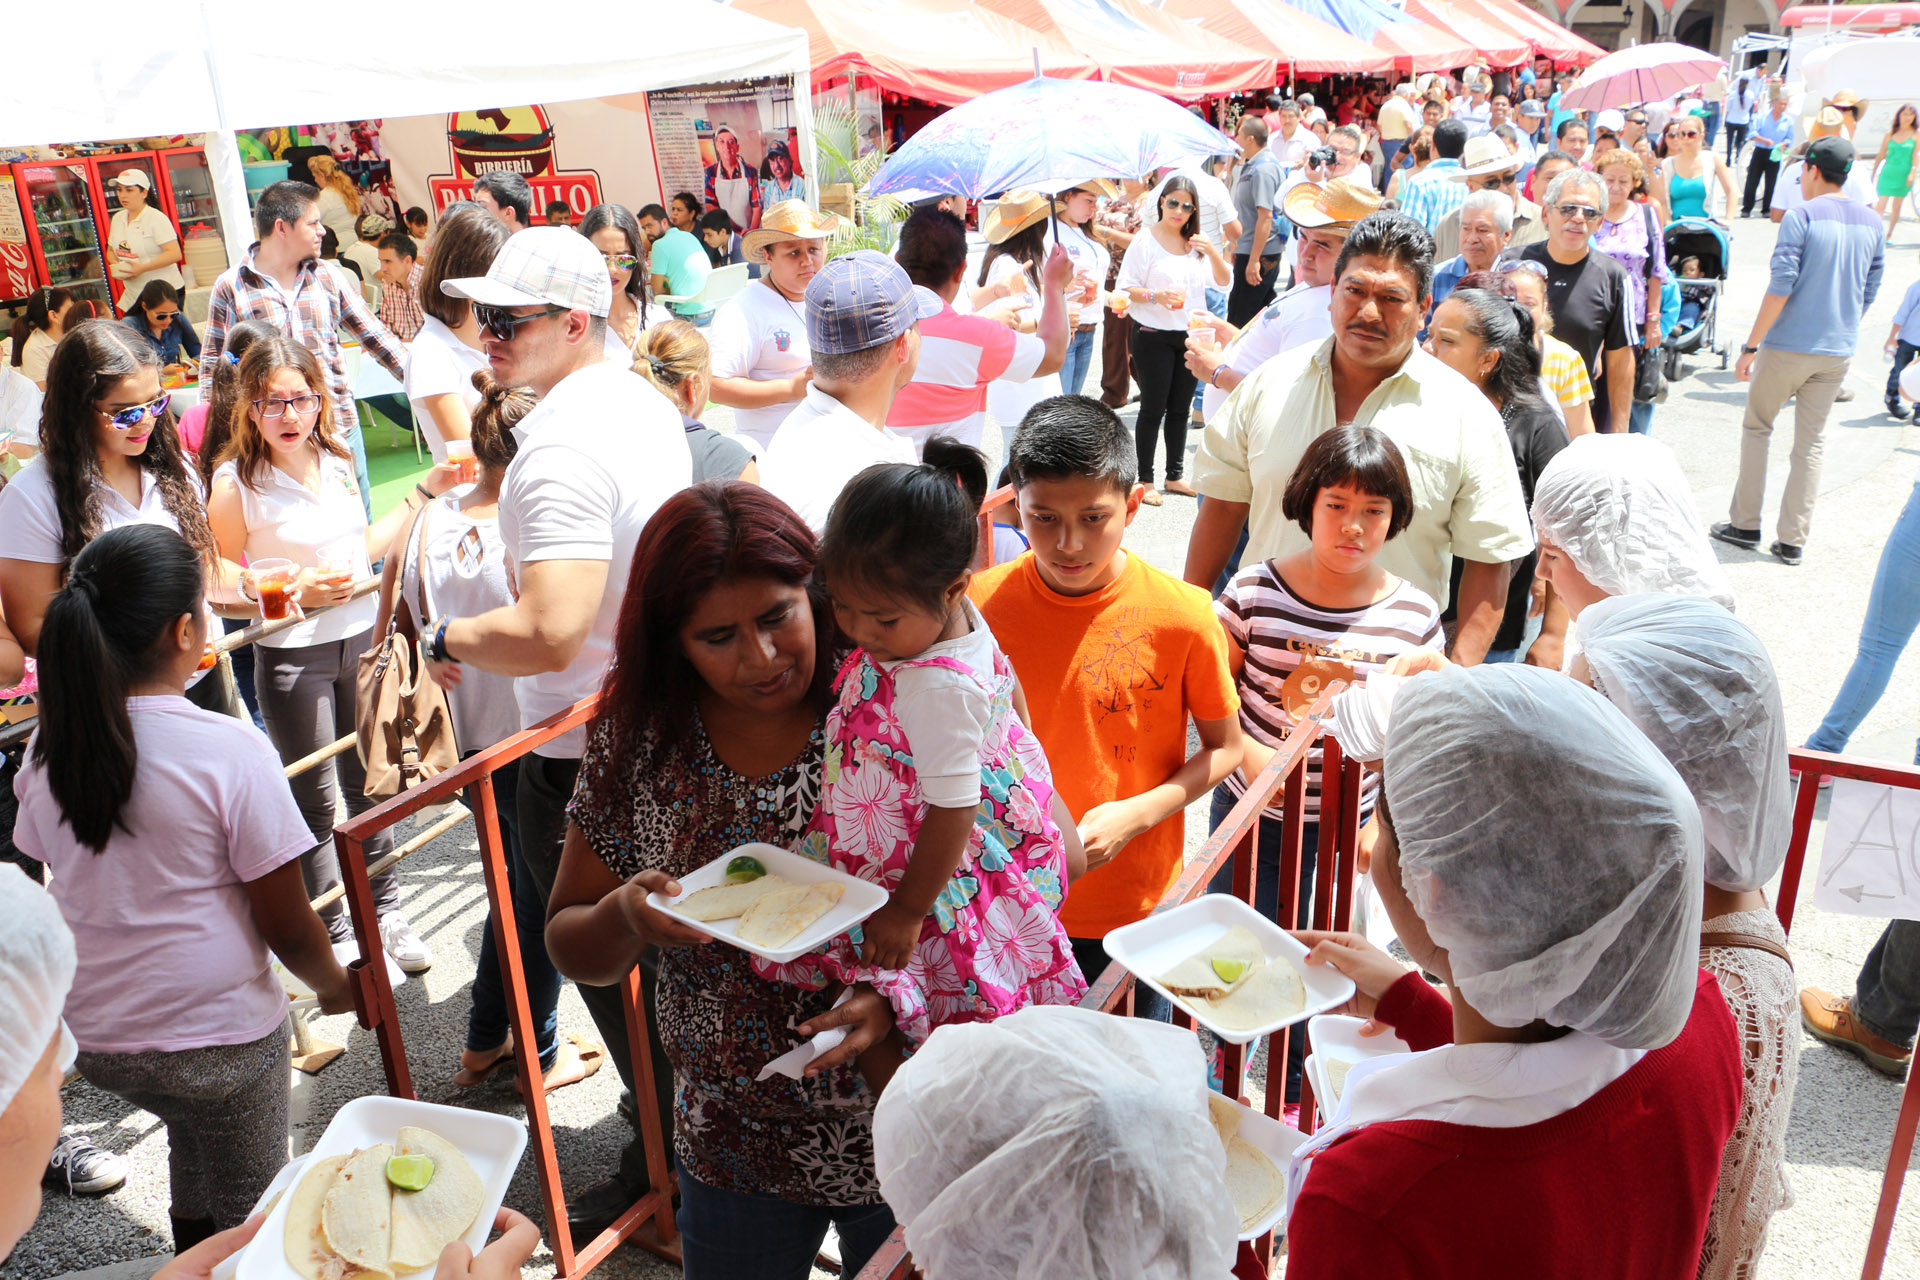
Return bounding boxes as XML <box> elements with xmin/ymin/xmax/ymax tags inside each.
<box><xmin>971</xmin><ymin>396</ymin><xmax>1242</xmax><ymax>1018</ymax></box>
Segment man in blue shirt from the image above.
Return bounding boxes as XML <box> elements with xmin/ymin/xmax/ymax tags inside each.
<box><xmin>1883</xmin><ymin>271</ymin><xmax>1920</xmax><ymax>420</ymax></box>
<box><xmin>1742</xmin><ymin>93</ymin><xmax>1795</xmax><ymax>217</ymax></box>
<box><xmin>1399</xmin><ymin>121</ymin><xmax>1471</xmax><ymax>234</ymax></box>
<box><xmin>1714</xmin><ymin>137</ymin><xmax>1885</xmax><ymax>565</ymax></box>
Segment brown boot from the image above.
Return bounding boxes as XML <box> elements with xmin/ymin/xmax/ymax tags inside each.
<box><xmin>1800</xmin><ymin>987</ymin><xmax>1913</xmax><ymax>1077</ymax></box>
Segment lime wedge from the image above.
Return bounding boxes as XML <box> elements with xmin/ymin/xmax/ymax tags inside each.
<box><xmin>386</xmin><ymin>1153</ymin><xmax>435</xmax><ymax>1191</ymax></box>
<box><xmin>1211</xmin><ymin>957</ymin><xmax>1250</xmax><ymax>985</ymax></box>
<box><xmin>724</xmin><ymin>855</ymin><xmax>767</xmax><ymax>884</ymax></box>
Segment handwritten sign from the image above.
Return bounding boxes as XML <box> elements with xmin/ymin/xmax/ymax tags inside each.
<box><xmin>1811</xmin><ymin>779</ymin><xmax>1920</xmax><ymax>922</ymax></box>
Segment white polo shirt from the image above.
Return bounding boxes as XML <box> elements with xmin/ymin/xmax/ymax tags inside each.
<box><xmin>760</xmin><ymin>385</ymin><xmax>917</xmax><ymax>536</ymax></box>
<box><xmin>708</xmin><ymin>279</ymin><xmax>812</xmax><ymax>449</ymax></box>
<box><xmin>1201</xmin><ymin>283</ymin><xmax>1333</xmax><ymax>422</ymax></box>
<box><xmin>498</xmin><ymin>358</ymin><xmax>692</xmax><ymax>758</ymax></box>
<box><xmin>213</xmin><ymin>451</ymin><xmax>377</xmax><ymax>649</ymax></box>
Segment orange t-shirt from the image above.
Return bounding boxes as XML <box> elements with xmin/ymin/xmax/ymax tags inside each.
<box><xmin>971</xmin><ymin>551</ymin><xmax>1239</xmax><ymax>938</ymax></box>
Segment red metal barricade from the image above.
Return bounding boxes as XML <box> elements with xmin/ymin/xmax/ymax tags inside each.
<box><xmin>1778</xmin><ymin>748</ymin><xmax>1920</xmax><ymax>1280</ymax></box>
<box><xmin>853</xmin><ymin>686</ymin><xmax>1366</xmax><ymax>1280</ymax></box>
<box><xmin>331</xmin><ymin>693</ymin><xmax>679</xmax><ymax>1277</ymax></box>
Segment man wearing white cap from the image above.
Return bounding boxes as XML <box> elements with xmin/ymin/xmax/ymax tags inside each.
<box><xmin>427</xmin><ymin>228</ymin><xmax>690</xmax><ymax>1224</ymax></box>
<box><xmin>104</xmin><ymin>168</ymin><xmax>183</xmax><ymax>312</ymax></box>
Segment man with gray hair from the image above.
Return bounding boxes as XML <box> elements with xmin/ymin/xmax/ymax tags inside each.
<box><xmin>1429</xmin><ymin>190</ymin><xmax>1514</xmax><ymax>314</ymax></box>
<box><xmin>1517</xmin><ymin>168</ymin><xmax>1634</xmax><ymax>433</ymax></box>
<box><xmin>1435</xmin><ymin>134</ymin><xmax>1546</xmax><ymax>259</ymax></box>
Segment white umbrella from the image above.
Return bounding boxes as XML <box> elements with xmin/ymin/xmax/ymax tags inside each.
<box><xmin>1559</xmin><ymin>42</ymin><xmax>1727</xmax><ymax>113</ymax></box>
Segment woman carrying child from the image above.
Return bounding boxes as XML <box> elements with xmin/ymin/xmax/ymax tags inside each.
<box><xmin>756</xmin><ymin>439</ymin><xmax>1088</xmax><ymax>1085</ymax></box>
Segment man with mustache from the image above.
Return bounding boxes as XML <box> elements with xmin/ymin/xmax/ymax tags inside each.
<box><xmin>1184</xmin><ymin>212</ymin><xmax>1532</xmax><ymax>665</ymax></box>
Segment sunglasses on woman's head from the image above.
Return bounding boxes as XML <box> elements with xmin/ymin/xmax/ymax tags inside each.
<box><xmin>99</xmin><ymin>392</ymin><xmax>170</xmax><ymax>428</ymax></box>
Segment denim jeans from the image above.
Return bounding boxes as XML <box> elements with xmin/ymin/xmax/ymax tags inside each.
<box><xmin>1192</xmin><ymin>287</ymin><xmax>1229</xmax><ymax>412</ymax></box>
<box><xmin>1060</xmin><ymin>326</ymin><xmax>1097</xmax><ymax>397</ymax></box>
<box><xmin>1207</xmin><ymin>785</ymin><xmax>1320</xmax><ymax>1101</ymax></box>
<box><xmin>1070</xmin><ymin>935</ymin><xmax>1172</xmax><ymax>1022</ymax></box>
<box><xmin>1629</xmin><ymin>398</ymin><xmax>1654</xmax><ymax>434</ymax></box>
<box><xmin>1807</xmin><ymin>480</ymin><xmax>1920</xmax><ymax>762</ymax></box>
<box><xmin>463</xmin><ymin>757</ymin><xmax>562</xmax><ymax>1069</ymax></box>
<box><xmin>1854</xmin><ymin>918</ymin><xmax>1920</xmax><ymax>1049</ymax></box>
<box><xmin>343</xmin><ymin>415</ymin><xmax>372</xmax><ymax>520</ymax></box>
<box><xmin>1200</xmin><ymin>494</ymin><xmax>1253</xmax><ymax>598</ymax></box>
<box><xmin>676</xmin><ymin>1169</ymin><xmax>896</xmax><ymax>1280</ymax></box>
<box><xmin>1483</xmin><ymin>612</ymin><xmax>1545</xmax><ymax>665</ymax></box>
<box><xmin>1888</xmin><ymin>341</ymin><xmax>1918</xmax><ymax>404</ymax></box>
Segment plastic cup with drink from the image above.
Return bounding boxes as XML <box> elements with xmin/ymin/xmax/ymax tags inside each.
<box><xmin>1188</xmin><ymin>310</ymin><xmax>1219</xmax><ymax>350</ymax></box>
<box><xmin>445</xmin><ymin>438</ymin><xmax>478</xmax><ymax>486</ymax></box>
<box><xmin>1109</xmin><ymin>289</ymin><xmax>1131</xmax><ymax>317</ymax></box>
<box><xmin>247</xmin><ymin>558</ymin><xmax>302</xmax><ymax>623</ymax></box>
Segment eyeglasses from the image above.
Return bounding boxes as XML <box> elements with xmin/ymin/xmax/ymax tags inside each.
<box><xmin>1471</xmin><ymin>175</ymin><xmax>1512</xmax><ymax>191</ymax></box>
<box><xmin>1553</xmin><ymin>203</ymin><xmax>1601</xmax><ymax>222</ymax></box>
<box><xmin>473</xmin><ymin>303</ymin><xmax>570</xmax><ymax>342</ymax></box>
<box><xmin>1163</xmin><ymin>198</ymin><xmax>1195</xmax><ymax>211</ymax></box>
<box><xmin>251</xmin><ymin>392</ymin><xmax>323</xmax><ymax>419</ymax></box>
<box><xmin>98</xmin><ymin>392</ymin><xmax>170</xmax><ymax>428</ymax></box>
<box><xmin>1627</xmin><ymin>116</ymin><xmax>1647</xmax><ymax>126</ymax></box>
<box><xmin>602</xmin><ymin>252</ymin><xmax>640</xmax><ymax>271</ymax></box>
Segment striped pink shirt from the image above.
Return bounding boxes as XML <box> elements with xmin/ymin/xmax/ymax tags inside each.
<box><xmin>887</xmin><ymin>302</ymin><xmax>1045</xmax><ymax>452</ymax></box>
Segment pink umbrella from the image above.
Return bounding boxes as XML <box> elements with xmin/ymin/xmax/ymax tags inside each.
<box><xmin>1559</xmin><ymin>41</ymin><xmax>1726</xmax><ymax>112</ymax></box>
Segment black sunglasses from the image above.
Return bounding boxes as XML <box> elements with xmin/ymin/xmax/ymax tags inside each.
<box><xmin>473</xmin><ymin>303</ymin><xmax>569</xmax><ymax>342</ymax></box>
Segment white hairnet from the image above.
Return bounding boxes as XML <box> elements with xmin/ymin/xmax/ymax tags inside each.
<box><xmin>0</xmin><ymin>864</ymin><xmax>76</xmax><ymax>1115</ymax></box>
<box><xmin>1531</xmin><ymin>434</ymin><xmax>1735</xmax><ymax>612</ymax></box>
<box><xmin>1577</xmin><ymin>594</ymin><xmax>1791</xmax><ymax>893</ymax></box>
<box><xmin>873</xmin><ymin>1005</ymin><xmax>1237</xmax><ymax>1280</ymax></box>
<box><xmin>1383</xmin><ymin>665</ymin><xmax>1704</xmax><ymax>1050</ymax></box>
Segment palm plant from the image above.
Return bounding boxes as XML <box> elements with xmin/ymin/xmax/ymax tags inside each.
<box><xmin>811</xmin><ymin>96</ymin><xmax>909</xmax><ymax>258</ymax></box>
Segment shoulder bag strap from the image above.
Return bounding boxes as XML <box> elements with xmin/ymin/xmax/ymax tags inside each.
<box><xmin>1700</xmin><ymin>929</ymin><xmax>1794</xmax><ymax>970</ymax></box>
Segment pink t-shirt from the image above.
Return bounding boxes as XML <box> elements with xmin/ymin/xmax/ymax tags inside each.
<box><xmin>177</xmin><ymin>402</ymin><xmax>211</xmax><ymax>458</ymax></box>
<box><xmin>887</xmin><ymin>302</ymin><xmax>1045</xmax><ymax>452</ymax></box>
<box><xmin>13</xmin><ymin>696</ymin><xmax>313</xmax><ymax>1053</ymax></box>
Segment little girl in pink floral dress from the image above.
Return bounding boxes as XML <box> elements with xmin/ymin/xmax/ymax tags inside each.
<box><xmin>756</xmin><ymin>439</ymin><xmax>1086</xmax><ymax>1076</ymax></box>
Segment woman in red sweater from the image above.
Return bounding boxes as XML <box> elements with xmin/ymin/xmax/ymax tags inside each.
<box><xmin>1287</xmin><ymin>665</ymin><xmax>1741</xmax><ymax>1280</ymax></box>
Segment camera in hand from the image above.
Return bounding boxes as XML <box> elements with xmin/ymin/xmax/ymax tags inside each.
<box><xmin>1309</xmin><ymin>146</ymin><xmax>1338</xmax><ymax>172</ymax></box>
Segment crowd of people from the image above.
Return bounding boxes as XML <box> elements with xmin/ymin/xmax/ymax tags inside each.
<box><xmin>0</xmin><ymin>53</ymin><xmax>1917</xmax><ymax>1280</ymax></box>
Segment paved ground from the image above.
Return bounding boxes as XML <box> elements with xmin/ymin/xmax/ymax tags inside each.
<box><xmin>11</xmin><ymin>202</ymin><xmax>1920</xmax><ymax>1280</ymax></box>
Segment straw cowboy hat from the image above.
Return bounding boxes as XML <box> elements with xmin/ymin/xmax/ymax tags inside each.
<box><xmin>1282</xmin><ymin>177</ymin><xmax>1383</xmax><ymax>231</ymax></box>
<box><xmin>1806</xmin><ymin>106</ymin><xmax>1847</xmax><ymax>141</ymax></box>
<box><xmin>1451</xmin><ymin>134</ymin><xmax>1524</xmax><ymax>181</ymax></box>
<box><xmin>983</xmin><ymin>191</ymin><xmax>1055</xmax><ymax>244</ymax></box>
<box><xmin>1056</xmin><ymin>178</ymin><xmax>1119</xmax><ymax>201</ymax></box>
<box><xmin>1828</xmin><ymin>88</ymin><xmax>1863</xmax><ymax>110</ymax></box>
<box><xmin>741</xmin><ymin>200</ymin><xmax>841</xmax><ymax>262</ymax></box>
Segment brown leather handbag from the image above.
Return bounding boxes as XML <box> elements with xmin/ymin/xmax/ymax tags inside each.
<box><xmin>356</xmin><ymin>500</ymin><xmax>459</xmax><ymax>797</ymax></box>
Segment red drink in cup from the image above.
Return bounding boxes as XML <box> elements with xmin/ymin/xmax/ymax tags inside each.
<box><xmin>249</xmin><ymin>558</ymin><xmax>299</xmax><ymax>622</ymax></box>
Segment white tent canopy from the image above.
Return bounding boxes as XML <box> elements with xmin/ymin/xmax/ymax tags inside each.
<box><xmin>5</xmin><ymin>0</ymin><xmax>811</xmax><ymax>264</ymax></box>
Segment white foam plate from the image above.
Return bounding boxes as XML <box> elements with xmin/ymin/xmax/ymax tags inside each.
<box><xmin>646</xmin><ymin>842</ymin><xmax>889</xmax><ymax>964</ymax></box>
<box><xmin>233</xmin><ymin>1096</ymin><xmax>527</xmax><ymax>1280</ymax></box>
<box><xmin>1305</xmin><ymin>1014</ymin><xmax>1413</xmax><ymax>1114</ymax></box>
<box><xmin>1218</xmin><ymin>1093</ymin><xmax>1311</xmax><ymax>1241</ymax></box>
<box><xmin>1103</xmin><ymin>894</ymin><xmax>1355</xmax><ymax>1044</ymax></box>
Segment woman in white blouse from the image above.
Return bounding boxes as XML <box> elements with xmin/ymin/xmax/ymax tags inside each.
<box><xmin>404</xmin><ymin>203</ymin><xmax>509</xmax><ymax>463</ymax></box>
<box><xmin>207</xmin><ymin>335</ymin><xmax>456</xmax><ymax>970</ymax></box>
<box><xmin>1116</xmin><ymin>176</ymin><xmax>1229</xmax><ymax>505</ymax></box>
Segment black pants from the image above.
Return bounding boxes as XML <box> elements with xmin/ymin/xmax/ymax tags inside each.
<box><xmin>1227</xmin><ymin>253</ymin><xmax>1281</xmax><ymax>327</ymax></box>
<box><xmin>1723</xmin><ymin>121</ymin><xmax>1749</xmax><ymax>167</ymax></box>
<box><xmin>1743</xmin><ymin>150</ymin><xmax>1781</xmax><ymax>216</ymax></box>
<box><xmin>518</xmin><ymin>752</ymin><xmax>674</xmax><ymax>1192</ymax></box>
<box><xmin>1130</xmin><ymin>325</ymin><xmax>1197</xmax><ymax>485</ymax></box>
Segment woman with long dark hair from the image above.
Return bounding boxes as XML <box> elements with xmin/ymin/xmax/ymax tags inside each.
<box><xmin>975</xmin><ymin>192</ymin><xmax>1068</xmax><ymax>445</ymax></box>
<box><xmin>0</xmin><ymin>320</ymin><xmax>242</xmax><ymax>716</ymax></box>
<box><xmin>579</xmin><ymin>203</ymin><xmax>657</xmax><ymax>355</ymax></box>
<box><xmin>1423</xmin><ymin>286</ymin><xmax>1570</xmax><ymax>665</ymax></box>
<box><xmin>1115</xmin><ymin>174</ymin><xmax>1229</xmax><ymax>504</ymax></box>
<box><xmin>404</xmin><ymin>202</ymin><xmax>510</xmax><ymax>463</ymax></box>
<box><xmin>10</xmin><ymin>287</ymin><xmax>73</xmax><ymax>389</ymax></box>
<box><xmin>545</xmin><ymin>482</ymin><xmax>901</xmax><ymax>1279</ymax></box>
<box><xmin>13</xmin><ymin>524</ymin><xmax>349</xmax><ymax>1249</ymax></box>
<box><xmin>121</xmin><ymin>279</ymin><xmax>201</xmax><ymax>371</ymax></box>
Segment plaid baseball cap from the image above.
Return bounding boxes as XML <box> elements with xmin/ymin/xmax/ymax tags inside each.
<box><xmin>440</xmin><ymin>226</ymin><xmax>612</xmax><ymax>318</ymax></box>
<box><xmin>804</xmin><ymin>250</ymin><xmax>940</xmax><ymax>356</ymax></box>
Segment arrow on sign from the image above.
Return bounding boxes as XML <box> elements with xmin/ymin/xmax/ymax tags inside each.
<box><xmin>1840</xmin><ymin>885</ymin><xmax>1895</xmax><ymax>903</ymax></box>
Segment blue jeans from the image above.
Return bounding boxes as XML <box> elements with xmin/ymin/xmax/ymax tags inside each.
<box><xmin>1629</xmin><ymin>399</ymin><xmax>1654</xmax><ymax>434</ymax></box>
<box><xmin>1807</xmin><ymin>480</ymin><xmax>1920</xmax><ymax>763</ymax></box>
<box><xmin>676</xmin><ymin>1169</ymin><xmax>895</xmax><ymax>1280</ymax></box>
<box><xmin>463</xmin><ymin>757</ymin><xmax>562</xmax><ymax>1068</ymax></box>
<box><xmin>1200</xmin><ymin>494</ymin><xmax>1253</xmax><ymax>597</ymax></box>
<box><xmin>1071</xmin><ymin>935</ymin><xmax>1172</xmax><ymax>1022</ymax></box>
<box><xmin>344</xmin><ymin>417</ymin><xmax>372</xmax><ymax>519</ymax></box>
<box><xmin>1191</xmin><ymin>287</ymin><xmax>1229</xmax><ymax>412</ymax></box>
<box><xmin>1207</xmin><ymin>786</ymin><xmax>1320</xmax><ymax>1102</ymax></box>
<box><xmin>1483</xmin><ymin>611</ymin><xmax>1545</xmax><ymax>665</ymax></box>
<box><xmin>1703</xmin><ymin>102</ymin><xmax>1722</xmax><ymax>148</ymax></box>
<box><xmin>1060</xmin><ymin>326</ymin><xmax>1097</xmax><ymax>397</ymax></box>
<box><xmin>1856</xmin><ymin>919</ymin><xmax>1920</xmax><ymax>1048</ymax></box>
<box><xmin>1888</xmin><ymin>340</ymin><xmax>1918</xmax><ymax>404</ymax></box>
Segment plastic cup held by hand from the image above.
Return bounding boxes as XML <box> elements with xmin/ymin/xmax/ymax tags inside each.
<box><xmin>1188</xmin><ymin>311</ymin><xmax>1218</xmax><ymax>349</ymax></box>
<box><xmin>317</xmin><ymin>550</ymin><xmax>356</xmax><ymax>586</ymax></box>
<box><xmin>445</xmin><ymin>439</ymin><xmax>478</xmax><ymax>485</ymax></box>
<box><xmin>249</xmin><ymin>558</ymin><xmax>299</xmax><ymax>622</ymax></box>
<box><xmin>1110</xmin><ymin>290</ymin><xmax>1131</xmax><ymax>316</ymax></box>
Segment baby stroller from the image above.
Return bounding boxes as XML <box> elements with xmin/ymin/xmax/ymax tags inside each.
<box><xmin>1662</xmin><ymin>217</ymin><xmax>1731</xmax><ymax>379</ymax></box>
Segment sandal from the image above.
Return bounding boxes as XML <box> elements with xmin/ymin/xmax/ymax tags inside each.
<box><xmin>454</xmin><ymin>1035</ymin><xmax>514</xmax><ymax>1089</ymax></box>
<box><xmin>1141</xmin><ymin>487</ymin><xmax>1165</xmax><ymax>506</ymax></box>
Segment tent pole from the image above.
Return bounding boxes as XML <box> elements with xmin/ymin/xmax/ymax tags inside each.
<box><xmin>197</xmin><ymin>2</ymin><xmax>256</xmax><ymax>270</ymax></box>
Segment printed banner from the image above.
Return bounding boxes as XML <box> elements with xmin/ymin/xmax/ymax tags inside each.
<box><xmin>648</xmin><ymin>78</ymin><xmax>804</xmax><ymax>232</ymax></box>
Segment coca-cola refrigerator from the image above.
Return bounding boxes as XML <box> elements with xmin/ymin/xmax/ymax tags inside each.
<box><xmin>4</xmin><ymin>161</ymin><xmax>112</xmax><ymax>313</ymax></box>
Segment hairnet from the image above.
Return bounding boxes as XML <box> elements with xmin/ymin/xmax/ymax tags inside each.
<box><xmin>1382</xmin><ymin>665</ymin><xmax>1704</xmax><ymax>1050</ymax></box>
<box><xmin>1531</xmin><ymin>434</ymin><xmax>1735</xmax><ymax>611</ymax></box>
<box><xmin>0</xmin><ymin>864</ymin><xmax>76</xmax><ymax>1115</ymax></box>
<box><xmin>1577</xmin><ymin>593</ymin><xmax>1791</xmax><ymax>893</ymax></box>
<box><xmin>873</xmin><ymin>1005</ymin><xmax>1238</xmax><ymax>1280</ymax></box>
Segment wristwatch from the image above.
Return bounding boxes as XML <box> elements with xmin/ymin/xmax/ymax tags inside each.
<box><xmin>1742</xmin><ymin>345</ymin><xmax>1760</xmax><ymax>355</ymax></box>
<box><xmin>428</xmin><ymin>617</ymin><xmax>453</xmax><ymax>664</ymax></box>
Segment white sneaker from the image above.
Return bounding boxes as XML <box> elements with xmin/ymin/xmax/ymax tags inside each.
<box><xmin>380</xmin><ymin>915</ymin><xmax>434</xmax><ymax>973</ymax></box>
<box><xmin>46</xmin><ymin>1133</ymin><xmax>127</xmax><ymax>1194</ymax></box>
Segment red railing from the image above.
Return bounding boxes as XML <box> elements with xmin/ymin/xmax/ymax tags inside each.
<box><xmin>331</xmin><ymin>693</ymin><xmax>680</xmax><ymax>1276</ymax></box>
<box><xmin>853</xmin><ymin>683</ymin><xmax>1364</xmax><ymax>1280</ymax></box>
<box><xmin>1779</xmin><ymin>749</ymin><xmax>1920</xmax><ymax>1280</ymax></box>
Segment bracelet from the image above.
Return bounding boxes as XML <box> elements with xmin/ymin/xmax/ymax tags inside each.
<box><xmin>414</xmin><ymin>482</ymin><xmax>433</xmax><ymax>501</ymax></box>
<box><xmin>1211</xmin><ymin>365</ymin><xmax>1226</xmax><ymax>387</ymax></box>
<box><xmin>428</xmin><ymin>617</ymin><xmax>452</xmax><ymax>664</ymax></box>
